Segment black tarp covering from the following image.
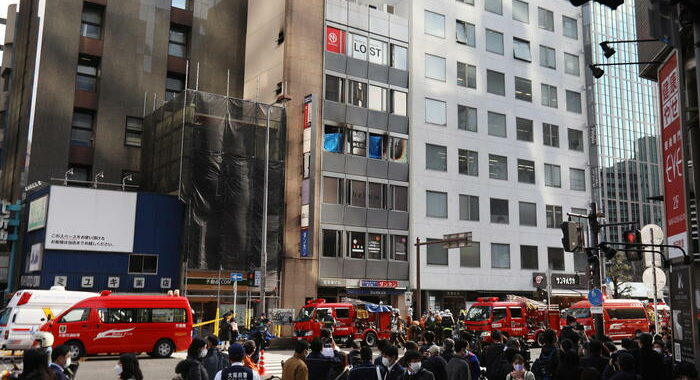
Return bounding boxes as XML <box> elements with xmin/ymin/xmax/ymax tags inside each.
<box><xmin>141</xmin><ymin>90</ymin><xmax>286</xmax><ymax>271</ymax></box>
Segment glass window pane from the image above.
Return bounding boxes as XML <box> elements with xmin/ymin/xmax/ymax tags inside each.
<box><xmin>391</xmin><ymin>90</ymin><xmax>407</xmax><ymax>116</ymax></box>
<box><xmin>520</xmin><ymin>245</ymin><xmax>538</xmax><ymax>269</ymax></box>
<box><xmin>347</xmin><ymin>33</ymin><xmax>368</xmax><ymax>60</ymax></box>
<box><xmin>516</xmin><ymin>117</ymin><xmax>533</xmax><ymax>142</ymax></box>
<box><xmin>491</xmin><ymin>243</ymin><xmax>510</xmax><ymax>268</ymax></box>
<box><xmin>425</xmin><ymin>10</ymin><xmax>445</xmax><ymax>37</ymax></box>
<box><xmin>426</xmin><ymin>191</ymin><xmax>448</xmax><ymax>218</ymax></box>
<box><xmin>546</xmin><ymin>205</ymin><xmax>563</xmax><ymax>228</ymax></box>
<box><xmin>564</xmin><ymin>53</ymin><xmax>580</xmax><ymax>76</ymax></box>
<box><xmin>517</xmin><ymin>159</ymin><xmax>535</xmax><ymax>184</ymax></box>
<box><xmin>512</xmin><ymin>0</ymin><xmax>529</xmax><ymax>23</ymax></box>
<box><xmin>347</xmin><ymin>130</ymin><xmax>366</xmax><ymax>156</ymax></box>
<box><xmin>427</xmin><ymin>239</ymin><xmax>448</xmax><ymax>265</ymax></box>
<box><xmin>71</xmin><ymin>128</ymin><xmax>92</xmax><ymax>147</ymax></box>
<box><xmin>323</xmin><ymin>177</ymin><xmax>341</xmax><ymax>204</ymax></box>
<box><xmin>392</xmin><ymin>186</ymin><xmax>408</xmax><ymax>211</ymax></box>
<box><xmin>519</xmin><ymin>202</ymin><xmax>537</xmax><ymax>226</ymax></box>
<box><xmin>566</xmin><ymin>90</ymin><xmax>582</xmax><ymax>113</ymax></box>
<box><xmin>459</xmin><ymin>194</ymin><xmax>479</xmax><ymax>221</ymax></box>
<box><xmin>81</xmin><ymin>7</ymin><xmax>102</xmax><ymax>24</ymax></box>
<box><xmin>348</xmin><ymin>232</ymin><xmax>365</xmax><ymax>259</ymax></box>
<box><xmin>72</xmin><ymin>112</ymin><xmax>93</xmax><ymax>130</ymax></box>
<box><xmin>570</xmin><ymin>168</ymin><xmax>586</xmax><ymax>191</ymax></box>
<box><xmin>487</xmin><ymin>70</ymin><xmax>505</xmax><ymax>96</ymax></box>
<box><xmin>169</xmin><ymin>29</ymin><xmax>187</xmax><ymax>44</ymax></box>
<box><xmin>390</xmin><ymin>137</ymin><xmax>408</xmax><ymax>163</ymax></box>
<box><xmin>368</xmin><ymin>85</ymin><xmax>387</xmax><ymax>112</ymax></box>
<box><xmin>426</xmin><ymin>144</ymin><xmax>447</xmax><ymax>171</ymax></box>
<box><xmin>325</xmin><ymin>75</ymin><xmax>344</xmax><ymax>103</ymax></box>
<box><xmin>563</xmin><ymin>16</ymin><xmax>578</xmax><ymax>39</ymax></box>
<box><xmin>172</xmin><ymin>0</ymin><xmax>187</xmax><ymax>9</ymax></box>
<box><xmin>485</xmin><ymin>29</ymin><xmax>504</xmax><ymax>55</ymax></box>
<box><xmin>457</xmin><ymin>62</ymin><xmax>466</xmax><ymax>87</ymax></box>
<box><xmin>513</xmin><ymin>38</ymin><xmax>531</xmax><ymax>61</ymax></box>
<box><xmin>166</xmin><ymin>76</ymin><xmax>184</xmax><ymax>92</ymax></box>
<box><xmin>490</xmin><ymin>198</ymin><xmax>509</xmax><ymax>224</ymax></box>
<box><xmin>80</xmin><ymin>23</ymin><xmax>101</xmax><ymax>39</ymax></box>
<box><xmin>391</xmin><ymin>235</ymin><xmax>408</xmax><ymax>261</ymax></box>
<box><xmin>465</xmin><ymin>23</ymin><xmax>476</xmax><ymax>47</ymax></box>
<box><xmin>367</xmin><ymin>234</ymin><xmax>384</xmax><ymax>260</ymax></box>
<box><xmin>488</xmin><ymin>111</ymin><xmax>507</xmax><ymax>137</ymax></box>
<box><xmin>460</xmin><ymin>242</ymin><xmax>480</xmax><ymax>267</ymax></box>
<box><xmin>458</xmin><ymin>149</ymin><xmax>478</xmax><ymax>176</ymax></box>
<box><xmin>543</xmin><ymin>123</ymin><xmax>560</xmax><ymax>147</ymax></box>
<box><xmin>391</xmin><ymin>45</ymin><xmax>408</xmax><ymax>70</ymax></box>
<box><xmin>540</xmin><ymin>45</ymin><xmax>556</xmax><ymax>69</ymax></box>
<box><xmin>538</xmin><ymin>7</ymin><xmax>554</xmax><ymax>31</ymax></box>
<box><xmin>541</xmin><ymin>84</ymin><xmax>558</xmax><ymax>108</ymax></box>
<box><xmin>545</xmin><ymin>164</ymin><xmax>561</xmax><ymax>187</ymax></box>
<box><xmin>425</xmin><ymin>54</ymin><xmax>446</xmax><ymax>81</ymax></box>
<box><xmin>485</xmin><ymin>0</ymin><xmax>503</xmax><ymax>15</ymax></box>
<box><xmin>458</xmin><ymin>105</ymin><xmax>477</xmax><ymax>132</ymax></box>
<box><xmin>568</xmin><ymin>128</ymin><xmax>584</xmax><ymax>151</ymax></box>
<box><xmin>168</xmin><ymin>43</ymin><xmax>186</xmax><ymax>58</ymax></box>
<box><xmin>514</xmin><ymin>76</ymin><xmax>532</xmax><ymax>101</ymax></box>
<box><xmin>75</xmin><ymin>75</ymin><xmax>97</xmax><ymax>92</ymax></box>
<box><xmin>368</xmin><ymin>39</ymin><xmax>388</xmax><ymax>65</ymax></box>
<box><xmin>349</xmin><ymin>81</ymin><xmax>367</xmax><ymax>107</ymax></box>
<box><xmin>489</xmin><ymin>154</ymin><xmax>507</xmax><ymax>180</ymax></box>
<box><xmin>456</xmin><ymin>20</ymin><xmax>468</xmax><ymax>44</ymax></box>
<box><xmin>425</xmin><ymin>98</ymin><xmax>446</xmax><ymax>125</ymax></box>
<box><xmin>467</xmin><ymin>65</ymin><xmax>477</xmax><ymax>88</ymax></box>
<box><xmin>548</xmin><ymin>247</ymin><xmax>565</xmax><ymax>270</ymax></box>
<box><xmin>349</xmin><ymin>180</ymin><xmax>366</xmax><ymax>207</ymax></box>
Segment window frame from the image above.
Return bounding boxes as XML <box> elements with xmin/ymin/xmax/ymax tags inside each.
<box><xmin>460</xmin><ymin>241</ymin><xmax>481</xmax><ymax>268</ymax></box>
<box><xmin>564</xmin><ymin>53</ymin><xmax>580</xmax><ymax>76</ymax></box>
<box><xmin>76</xmin><ymin>55</ymin><xmax>100</xmax><ymax>92</ymax></box>
<box><xmin>487</xmin><ymin>111</ymin><xmax>507</xmax><ymax>137</ymax></box>
<box><xmin>485</xmin><ymin>0</ymin><xmax>503</xmax><ymax>15</ymax></box>
<box><xmin>568</xmin><ymin>128</ymin><xmax>584</xmax><ymax>151</ymax></box>
<box><xmin>538</xmin><ymin>7</ymin><xmax>554</xmax><ymax>32</ymax></box>
<box><xmin>546</xmin><ymin>204</ymin><xmax>563</xmax><ymax>228</ymax></box>
<box><xmin>322</xmin><ymin>229</ymin><xmax>342</xmax><ymax>257</ymax></box>
<box><xmin>485</xmin><ymin>29</ymin><xmax>505</xmax><ymax>55</ymax></box>
<box><xmin>486</xmin><ymin>70</ymin><xmax>506</xmax><ymax>96</ymax></box>
<box><xmin>71</xmin><ymin>110</ymin><xmax>95</xmax><ymax>147</ymax></box>
<box><xmin>566</xmin><ymin>90</ymin><xmax>582</xmax><ymax>114</ymax></box>
<box><xmin>488</xmin><ymin>154</ymin><xmax>508</xmax><ymax>180</ymax></box>
<box><xmin>539</xmin><ymin>45</ymin><xmax>556</xmax><ymax>70</ymax></box>
<box><xmin>424</xmin><ymin>10</ymin><xmax>446</xmax><ymax>38</ymax></box>
<box><xmin>562</xmin><ymin>16</ymin><xmax>578</xmax><ymax>39</ymax></box>
<box><xmin>127</xmin><ymin>254</ymin><xmax>159</xmax><ymax>275</ymax></box>
<box><xmin>514</xmin><ymin>76</ymin><xmax>532</xmax><ymax>102</ymax></box>
<box><xmin>458</xmin><ymin>105</ymin><xmax>478</xmax><ymax>132</ymax></box>
<box><xmin>80</xmin><ymin>4</ymin><xmax>103</xmax><ymax>39</ymax></box>
<box><xmin>570</xmin><ymin>168</ymin><xmax>586</xmax><ymax>191</ymax></box>
<box><xmin>458</xmin><ymin>149</ymin><xmax>479</xmax><ymax>176</ymax></box>
<box><xmin>548</xmin><ymin>247</ymin><xmax>565</xmax><ymax>271</ymax></box>
<box><xmin>543</xmin><ymin>123</ymin><xmax>560</xmax><ymax>147</ymax></box>
<box><xmin>459</xmin><ymin>194</ymin><xmax>480</xmax><ymax>221</ymax></box>
<box><xmin>325</xmin><ymin>75</ymin><xmax>344</xmax><ymax>103</ymax></box>
<box><xmin>124</xmin><ymin>117</ymin><xmax>143</xmax><ymax>147</ymax></box>
<box><xmin>541</xmin><ymin>83</ymin><xmax>558</xmax><ymax>108</ymax></box>
<box><xmin>491</xmin><ymin>243</ymin><xmax>511</xmax><ymax>269</ymax></box>
<box><xmin>512</xmin><ymin>0</ymin><xmax>529</xmax><ymax>23</ymax></box>
<box><xmin>425</xmin><ymin>98</ymin><xmax>447</xmax><ymax>125</ymax></box>
<box><xmin>517</xmin><ymin>159</ymin><xmax>535</xmax><ymax>184</ymax></box>
<box><xmin>519</xmin><ymin>201</ymin><xmax>537</xmax><ymax>226</ymax></box>
<box><xmin>425</xmin><ymin>54</ymin><xmax>447</xmax><ymax>81</ymax></box>
<box><xmin>520</xmin><ymin>245</ymin><xmax>538</xmax><ymax>270</ymax></box>
<box><xmin>516</xmin><ymin>117</ymin><xmax>533</xmax><ymax>142</ymax></box>
<box><xmin>490</xmin><ymin>198</ymin><xmax>509</xmax><ymax>224</ymax></box>
<box><xmin>544</xmin><ymin>163</ymin><xmax>562</xmax><ymax>188</ymax></box>
<box><xmin>168</xmin><ymin>26</ymin><xmax>188</xmax><ymax>58</ymax></box>
<box><xmin>426</xmin><ymin>143</ymin><xmax>447</xmax><ymax>171</ymax></box>
<box><xmin>513</xmin><ymin>38</ymin><xmax>532</xmax><ymax>62</ymax></box>
<box><xmin>426</xmin><ymin>190</ymin><xmax>448</xmax><ymax>218</ymax></box>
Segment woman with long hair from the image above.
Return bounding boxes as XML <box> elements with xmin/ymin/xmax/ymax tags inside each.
<box><xmin>115</xmin><ymin>353</ymin><xmax>143</xmax><ymax>380</ymax></box>
<box><xmin>18</xmin><ymin>349</ymin><xmax>55</xmax><ymax>380</ymax></box>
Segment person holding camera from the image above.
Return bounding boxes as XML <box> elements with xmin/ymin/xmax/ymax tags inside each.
<box><xmin>559</xmin><ymin>315</ymin><xmax>584</xmax><ymax>350</ymax></box>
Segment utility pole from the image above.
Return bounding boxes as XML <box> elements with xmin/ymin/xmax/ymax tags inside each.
<box><xmin>587</xmin><ymin>202</ymin><xmax>605</xmax><ymax>341</ymax></box>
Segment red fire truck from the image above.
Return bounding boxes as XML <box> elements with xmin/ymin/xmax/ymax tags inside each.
<box><xmin>462</xmin><ymin>297</ymin><xmax>560</xmax><ymax>345</ymax></box>
<box><xmin>567</xmin><ymin>299</ymin><xmax>649</xmax><ymax>340</ymax></box>
<box><xmin>293</xmin><ymin>298</ymin><xmax>393</xmax><ymax>346</ymax></box>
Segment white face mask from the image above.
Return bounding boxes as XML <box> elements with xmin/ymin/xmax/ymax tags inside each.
<box><xmin>114</xmin><ymin>364</ymin><xmax>122</xmax><ymax>375</ymax></box>
<box><xmin>409</xmin><ymin>362</ymin><xmax>422</xmax><ymax>373</ymax></box>
<box><xmin>382</xmin><ymin>357</ymin><xmax>392</xmax><ymax>367</ymax></box>
<box><xmin>654</xmin><ymin>348</ymin><xmax>663</xmax><ymax>353</ymax></box>
<box><xmin>200</xmin><ymin>348</ymin><xmax>208</xmax><ymax>358</ymax></box>
<box><xmin>64</xmin><ymin>357</ymin><xmax>72</xmax><ymax>368</ymax></box>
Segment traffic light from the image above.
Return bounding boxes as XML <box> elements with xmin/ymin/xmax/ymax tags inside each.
<box><xmin>561</xmin><ymin>221</ymin><xmax>583</xmax><ymax>253</ymax></box>
<box><xmin>246</xmin><ymin>271</ymin><xmax>255</xmax><ymax>284</ymax></box>
<box><xmin>623</xmin><ymin>229</ymin><xmax>643</xmax><ymax>261</ymax></box>
<box><xmin>569</xmin><ymin>0</ymin><xmax>624</xmax><ymax>10</ymax></box>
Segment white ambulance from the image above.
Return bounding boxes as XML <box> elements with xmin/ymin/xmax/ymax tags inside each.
<box><xmin>0</xmin><ymin>286</ymin><xmax>97</xmax><ymax>350</ymax></box>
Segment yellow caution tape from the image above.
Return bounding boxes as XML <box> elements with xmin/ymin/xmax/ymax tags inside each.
<box><xmin>42</xmin><ymin>308</ymin><xmax>54</xmax><ymax>321</ymax></box>
<box><xmin>193</xmin><ymin>316</ymin><xmax>225</xmax><ymax>328</ymax></box>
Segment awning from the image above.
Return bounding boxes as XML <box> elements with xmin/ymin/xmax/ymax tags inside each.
<box><xmin>550</xmin><ymin>289</ymin><xmax>587</xmax><ymax>297</ymax></box>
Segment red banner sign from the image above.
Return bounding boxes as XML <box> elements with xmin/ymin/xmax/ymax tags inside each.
<box><xmin>659</xmin><ymin>51</ymin><xmax>687</xmax><ymax>254</ymax></box>
<box><xmin>359</xmin><ymin>280</ymin><xmax>398</xmax><ymax>288</ymax></box>
<box><xmin>325</xmin><ymin>26</ymin><xmax>345</xmax><ymax>54</ymax></box>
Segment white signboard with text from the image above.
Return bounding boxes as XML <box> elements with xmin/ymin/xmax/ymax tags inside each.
<box><xmin>45</xmin><ymin>186</ymin><xmax>137</xmax><ymax>252</ymax></box>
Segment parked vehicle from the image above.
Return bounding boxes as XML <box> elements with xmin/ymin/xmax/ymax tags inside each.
<box><xmin>39</xmin><ymin>290</ymin><xmax>193</xmax><ymax>359</ymax></box>
<box><xmin>293</xmin><ymin>298</ymin><xmax>392</xmax><ymax>346</ymax></box>
<box><xmin>0</xmin><ymin>286</ymin><xmax>97</xmax><ymax>350</ymax></box>
<box><xmin>462</xmin><ymin>297</ymin><xmax>560</xmax><ymax>345</ymax></box>
<box><xmin>567</xmin><ymin>299</ymin><xmax>650</xmax><ymax>340</ymax></box>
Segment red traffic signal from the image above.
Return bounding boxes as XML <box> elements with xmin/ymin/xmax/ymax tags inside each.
<box><xmin>623</xmin><ymin>229</ymin><xmax>641</xmax><ymax>244</ymax></box>
<box><xmin>622</xmin><ymin>229</ymin><xmax>642</xmax><ymax>261</ymax></box>
<box><xmin>246</xmin><ymin>272</ymin><xmax>255</xmax><ymax>282</ymax></box>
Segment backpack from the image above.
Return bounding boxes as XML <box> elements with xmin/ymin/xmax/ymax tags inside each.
<box><xmin>531</xmin><ymin>347</ymin><xmax>556</xmax><ymax>380</ymax></box>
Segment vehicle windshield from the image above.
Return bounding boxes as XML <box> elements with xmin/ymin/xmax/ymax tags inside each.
<box><xmin>568</xmin><ymin>307</ymin><xmax>591</xmax><ymax>319</ymax></box>
<box><xmin>607</xmin><ymin>308</ymin><xmax>647</xmax><ymax>320</ymax></box>
<box><xmin>296</xmin><ymin>306</ymin><xmax>314</xmax><ymax>322</ymax></box>
<box><xmin>0</xmin><ymin>308</ymin><xmax>11</xmax><ymax>326</ymax></box>
<box><xmin>466</xmin><ymin>305</ymin><xmax>492</xmax><ymax>322</ymax></box>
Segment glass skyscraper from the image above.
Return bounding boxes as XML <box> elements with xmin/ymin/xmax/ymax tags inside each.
<box><xmin>583</xmin><ymin>0</ymin><xmax>663</xmax><ymax>243</ymax></box>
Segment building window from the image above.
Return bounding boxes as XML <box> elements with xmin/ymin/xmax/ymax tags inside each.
<box><xmin>459</xmin><ymin>194</ymin><xmax>479</xmax><ymax>221</ymax></box>
<box><xmin>544</xmin><ymin>164</ymin><xmax>561</xmax><ymax>187</ymax></box>
<box><xmin>570</xmin><ymin>168</ymin><xmax>586</xmax><ymax>191</ymax></box>
<box><xmin>489</xmin><ymin>154</ymin><xmax>507</xmax><ymax>180</ymax></box>
<box><xmin>512</xmin><ymin>0</ymin><xmax>529</xmax><ymax>23</ymax></box>
<box><xmin>171</xmin><ymin>0</ymin><xmax>188</xmax><ymax>9</ymax></box>
<box><xmin>516</xmin><ymin>117</ymin><xmax>533</xmax><ymax>142</ymax></box>
<box><xmin>539</xmin><ymin>45</ymin><xmax>556</xmax><ymax>69</ymax></box>
<box><xmin>491</xmin><ymin>243</ymin><xmax>510</xmax><ymax>269</ymax></box>
<box><xmin>391</xmin><ymin>44</ymin><xmax>408</xmax><ymax>70</ymax></box>
<box><xmin>456</xmin><ymin>21</ymin><xmax>476</xmax><ymax>47</ymax></box>
<box><xmin>538</xmin><ymin>7</ymin><xmax>554</xmax><ymax>31</ymax></box>
<box><xmin>391</xmin><ymin>185</ymin><xmax>408</xmax><ymax>211</ymax></box>
<box><xmin>513</xmin><ymin>38</ymin><xmax>531</xmax><ymax>62</ymax></box>
<box><xmin>563</xmin><ymin>16</ymin><xmax>578</xmax><ymax>39</ymax></box>
<box><xmin>425</xmin><ymin>98</ymin><xmax>446</xmax><ymax>125</ymax></box>
<box><xmin>458</xmin><ymin>0</ymin><xmax>475</xmax><ymax>4</ymax></box>
<box><xmin>367</xmin><ymin>233</ymin><xmax>384</xmax><ymax>260</ymax></box>
<box><xmin>566</xmin><ymin>90</ymin><xmax>582</xmax><ymax>113</ymax></box>
<box><xmin>347</xmin><ymin>33</ymin><xmax>368</xmax><ymax>60</ymax></box>
<box><xmin>346</xmin><ymin>130</ymin><xmax>366</xmax><ymax>156</ymax></box>
<box><xmin>325</xmin><ymin>75</ymin><xmax>344</xmax><ymax>102</ymax></box>
<box><xmin>486</xmin><ymin>70</ymin><xmax>505</xmax><ymax>96</ymax></box>
<box><xmin>125</xmin><ymin>117</ymin><xmax>143</xmax><ymax>147</ymax></box>
<box><xmin>564</xmin><ymin>53</ymin><xmax>580</xmax><ymax>76</ymax></box>
<box><xmin>517</xmin><ymin>159</ymin><xmax>535</xmax><ymax>184</ymax></box>
<box><xmin>368</xmin><ymin>39</ymin><xmax>388</xmax><ymax>65</ymax></box>
<box><xmin>322</xmin><ymin>176</ymin><xmax>343</xmax><ymax>204</ymax></box>
<box><xmin>460</xmin><ymin>242</ymin><xmax>480</xmax><ymax>267</ymax></box>
<box><xmin>165</xmin><ymin>75</ymin><xmax>184</xmax><ymax>101</ymax></box>
<box><xmin>391</xmin><ymin>235</ymin><xmax>408</xmax><ymax>261</ymax></box>
<box><xmin>368</xmin><ymin>183</ymin><xmax>386</xmax><ymax>209</ymax></box>
<box><xmin>348</xmin><ymin>231</ymin><xmax>365</xmax><ymax>259</ymax></box>
<box><xmin>390</xmin><ymin>137</ymin><xmax>408</xmax><ymax>163</ymax></box>
<box><xmin>488</xmin><ymin>111</ymin><xmax>507</xmax><ymax>137</ymax></box>
<box><xmin>70</xmin><ymin>166</ymin><xmax>91</xmax><ymax>183</ymax></box>
<box><xmin>348</xmin><ymin>80</ymin><xmax>367</xmax><ymax>107</ymax></box>
<box><xmin>457</xmin><ymin>62</ymin><xmax>476</xmax><ymax>89</ymax></box>
<box><xmin>458</xmin><ymin>149</ymin><xmax>479</xmax><ymax>176</ymax></box>
<box><xmin>426</xmin><ymin>144</ymin><xmax>447</xmax><ymax>171</ymax></box>
<box><xmin>75</xmin><ymin>55</ymin><xmax>100</xmax><ymax>92</ymax></box>
<box><xmin>322</xmin><ymin>229</ymin><xmax>342</xmax><ymax>257</ymax></box>
<box><xmin>490</xmin><ymin>198</ymin><xmax>509</xmax><ymax>224</ymax></box>
<box><xmin>424</xmin><ymin>10</ymin><xmax>445</xmax><ymax>38</ymax></box>
<box><xmin>426</xmin><ymin>191</ymin><xmax>448</xmax><ymax>218</ymax></box>
<box><xmin>71</xmin><ymin>110</ymin><xmax>94</xmax><ymax>147</ymax></box>
<box><xmin>81</xmin><ymin>4</ymin><xmax>103</xmax><ymax>39</ymax></box>
<box><xmin>568</xmin><ymin>128</ymin><xmax>584</xmax><ymax>151</ymax></box>
<box><xmin>168</xmin><ymin>27</ymin><xmax>188</xmax><ymax>58</ymax></box>
<box><xmin>541</xmin><ymin>84</ymin><xmax>558</xmax><ymax>108</ymax></box>
<box><xmin>368</xmin><ymin>85</ymin><xmax>387</xmax><ymax>112</ymax></box>
<box><xmin>519</xmin><ymin>201</ymin><xmax>537</xmax><ymax>226</ymax></box>
<box><xmin>520</xmin><ymin>245</ymin><xmax>538</xmax><ymax>269</ymax></box>
<box><xmin>514</xmin><ymin>77</ymin><xmax>532</xmax><ymax>102</ymax></box>
<box><xmin>458</xmin><ymin>105</ymin><xmax>477</xmax><ymax>132</ymax></box>
<box><xmin>485</xmin><ymin>29</ymin><xmax>504</xmax><ymax>55</ymax></box>
<box><xmin>427</xmin><ymin>239</ymin><xmax>448</xmax><ymax>265</ymax></box>
<box><xmin>546</xmin><ymin>204</ymin><xmax>563</xmax><ymax>228</ymax></box>
<box><xmin>543</xmin><ymin>123</ymin><xmax>559</xmax><ymax>147</ymax></box>
<box><xmin>485</xmin><ymin>0</ymin><xmax>503</xmax><ymax>15</ymax></box>
<box><xmin>572</xmin><ymin>207</ymin><xmax>588</xmax><ymax>216</ymax></box>
<box><xmin>391</xmin><ymin>90</ymin><xmax>407</xmax><ymax>116</ymax></box>
<box><xmin>347</xmin><ymin>180</ymin><xmax>366</xmax><ymax>207</ymax></box>
<box><xmin>548</xmin><ymin>247</ymin><xmax>565</xmax><ymax>270</ymax></box>
<box><xmin>128</xmin><ymin>254</ymin><xmax>158</xmax><ymax>274</ymax></box>
<box><xmin>425</xmin><ymin>54</ymin><xmax>446</xmax><ymax>81</ymax></box>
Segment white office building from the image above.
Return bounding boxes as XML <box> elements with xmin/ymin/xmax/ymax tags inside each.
<box><xmin>403</xmin><ymin>0</ymin><xmax>592</xmax><ymax>312</ymax></box>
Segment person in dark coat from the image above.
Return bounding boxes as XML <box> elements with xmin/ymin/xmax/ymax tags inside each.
<box><xmin>608</xmin><ymin>352</ymin><xmax>638</xmax><ymax>380</ymax></box>
<box><xmin>49</xmin><ymin>345</ymin><xmax>71</xmax><ymax>380</ymax></box>
<box><xmin>441</xmin><ymin>339</ymin><xmax>455</xmax><ymax>364</ymax></box>
<box><xmin>423</xmin><ymin>345</ymin><xmax>448</xmax><ymax>380</ymax></box>
<box><xmin>375</xmin><ymin>339</ymin><xmax>390</xmax><ymax>367</ymax></box>
<box><xmin>484</xmin><ymin>330</ymin><xmax>506</xmax><ymax>380</ymax></box>
<box><xmin>636</xmin><ymin>333</ymin><xmax>664</xmax><ymax>380</ymax></box>
<box><xmin>348</xmin><ymin>346</ymin><xmax>378</xmax><ymax>380</ymax></box>
<box><xmin>400</xmin><ymin>350</ymin><xmax>435</xmax><ymax>380</ymax></box>
<box><xmin>581</xmin><ymin>339</ymin><xmax>610</xmax><ymax>374</ymax></box>
<box><xmin>175</xmin><ymin>337</ymin><xmax>209</xmax><ymax>380</ymax></box>
<box><xmin>559</xmin><ymin>315</ymin><xmax>583</xmax><ymax>350</ymax></box>
<box><xmin>554</xmin><ymin>349</ymin><xmax>582</xmax><ymax>380</ymax></box>
<box><xmin>381</xmin><ymin>345</ymin><xmax>405</xmax><ymax>380</ymax></box>
<box><xmin>218</xmin><ymin>313</ymin><xmax>231</xmax><ymax>346</ymax></box>
<box><xmin>347</xmin><ymin>340</ymin><xmax>362</xmax><ymax>366</ymax></box>
<box><xmin>305</xmin><ymin>338</ymin><xmax>341</xmax><ymax>380</ymax></box>
<box><xmin>203</xmin><ymin>335</ymin><xmax>229</xmax><ymax>380</ymax></box>
<box><xmin>445</xmin><ymin>339</ymin><xmax>472</xmax><ymax>380</ymax></box>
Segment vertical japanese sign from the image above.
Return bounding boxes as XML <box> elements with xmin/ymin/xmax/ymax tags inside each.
<box><xmin>325</xmin><ymin>26</ymin><xmax>345</xmax><ymax>54</ymax></box>
<box><xmin>300</xmin><ymin>95</ymin><xmax>313</xmax><ymax>257</ymax></box>
<box><xmin>659</xmin><ymin>51</ymin><xmax>687</xmax><ymax>256</ymax></box>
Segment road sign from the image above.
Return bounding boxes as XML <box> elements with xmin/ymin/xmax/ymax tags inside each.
<box><xmin>643</xmin><ymin>267</ymin><xmax>667</xmax><ymax>289</ymax></box>
<box><xmin>641</xmin><ymin>224</ymin><xmax>664</xmax><ymax>245</ymax></box>
<box><xmin>230</xmin><ymin>272</ymin><xmax>243</xmax><ymax>281</ymax></box>
<box><xmin>588</xmin><ymin>288</ymin><xmax>603</xmax><ymax>306</ymax></box>
<box><xmin>254</xmin><ymin>270</ymin><xmax>262</xmax><ymax>287</ymax></box>
<box><xmin>591</xmin><ymin>306</ymin><xmax>603</xmax><ymax>314</ymax></box>
<box><xmin>442</xmin><ymin>232</ymin><xmax>472</xmax><ymax>249</ymax></box>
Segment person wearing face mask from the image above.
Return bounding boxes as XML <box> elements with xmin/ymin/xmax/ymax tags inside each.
<box><xmin>400</xmin><ymin>350</ymin><xmax>434</xmax><ymax>380</ymax></box>
<box><xmin>175</xmin><ymin>337</ymin><xmax>210</xmax><ymax>380</ymax></box>
<box><xmin>445</xmin><ymin>339</ymin><xmax>471</xmax><ymax>380</ymax></box>
<box><xmin>115</xmin><ymin>353</ymin><xmax>143</xmax><ymax>380</ymax></box>
<box><xmin>505</xmin><ymin>354</ymin><xmax>534</xmax><ymax>380</ymax></box>
<box><xmin>49</xmin><ymin>345</ymin><xmax>72</xmax><ymax>380</ymax></box>
<box><xmin>379</xmin><ymin>345</ymin><xmax>404</xmax><ymax>380</ymax></box>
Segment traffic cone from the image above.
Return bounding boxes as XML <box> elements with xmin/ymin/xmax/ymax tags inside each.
<box><xmin>258</xmin><ymin>349</ymin><xmax>266</xmax><ymax>376</ymax></box>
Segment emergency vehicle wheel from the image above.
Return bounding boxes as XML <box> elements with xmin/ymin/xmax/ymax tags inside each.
<box><xmin>65</xmin><ymin>340</ymin><xmax>85</xmax><ymax>360</ymax></box>
<box><xmin>364</xmin><ymin>332</ymin><xmax>377</xmax><ymax>347</ymax></box>
<box><xmin>152</xmin><ymin>339</ymin><xmax>175</xmax><ymax>358</ymax></box>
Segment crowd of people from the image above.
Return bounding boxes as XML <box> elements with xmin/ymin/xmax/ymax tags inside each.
<box><xmin>12</xmin><ymin>346</ymin><xmax>143</xmax><ymax>380</ymax></box>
